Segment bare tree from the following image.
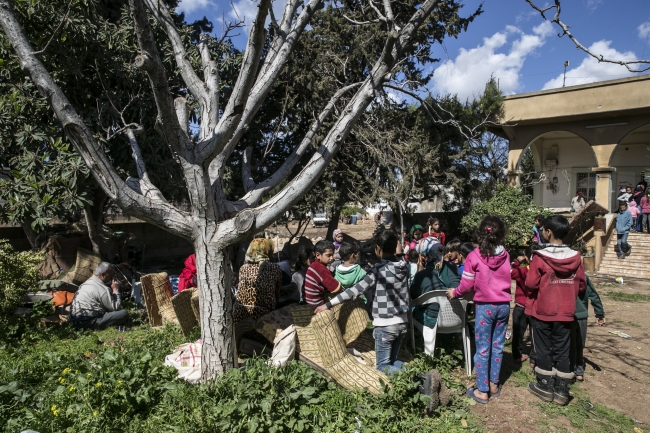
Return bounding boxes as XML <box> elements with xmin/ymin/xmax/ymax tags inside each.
<box><xmin>0</xmin><ymin>0</ymin><xmax>459</xmax><ymax>379</ymax></box>
<box><xmin>526</xmin><ymin>0</ymin><xmax>650</xmax><ymax>73</ymax></box>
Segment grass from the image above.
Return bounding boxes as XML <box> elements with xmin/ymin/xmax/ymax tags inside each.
<box><xmin>534</xmin><ymin>385</ymin><xmax>640</xmax><ymax>433</ymax></box>
<box><xmin>604</xmin><ymin>291</ymin><xmax>650</xmax><ymax>302</ymax></box>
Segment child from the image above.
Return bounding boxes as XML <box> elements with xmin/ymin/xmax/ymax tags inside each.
<box><xmin>292</xmin><ymin>248</ymin><xmax>314</xmax><ymax>303</ymax></box>
<box><xmin>633</xmin><ymin>185</ymin><xmax>645</xmax><ymax>230</ymax></box>
<box><xmin>628</xmin><ymin>200</ymin><xmax>640</xmax><ymax>232</ymax></box>
<box><xmin>447</xmin><ymin>216</ymin><xmax>512</xmax><ymax>404</ymax></box>
<box><xmin>532</xmin><ymin>215</ymin><xmax>545</xmax><ymax>244</ymax></box>
<box><xmin>407</xmin><ymin>249</ymin><xmax>420</xmax><ymax>287</ymax></box>
<box><xmin>617</xmin><ymin>186</ymin><xmax>632</xmax><ymax>202</ymax></box>
<box><xmin>425</xmin><ymin>217</ymin><xmax>446</xmax><ymax>245</ymax></box>
<box><xmin>332</xmin><ymin>229</ymin><xmax>344</xmax><ymax>260</ymax></box>
<box><xmin>407</xmin><ymin>225</ymin><xmax>425</xmax><ymax>252</ymax></box>
<box><xmin>315</xmin><ymin>230</ymin><xmax>411</xmax><ymax>375</ymax></box>
<box><xmin>304</xmin><ymin>240</ymin><xmax>341</xmax><ymax>306</ymax></box>
<box><xmin>439</xmin><ymin>239</ymin><xmax>461</xmax><ymax>289</ymax></box>
<box><xmin>526</xmin><ymin>215</ymin><xmax>586</xmax><ymax>406</ymax></box>
<box><xmin>641</xmin><ymin>191</ymin><xmax>650</xmax><ymax>233</ymax></box>
<box><xmin>510</xmin><ymin>244</ymin><xmax>541</xmax><ymax>364</ymax></box>
<box><xmin>570</xmin><ymin>276</ymin><xmax>605</xmax><ymax>382</ymax></box>
<box><xmin>334</xmin><ymin>242</ymin><xmax>366</xmax><ymax>290</ymax></box>
<box><xmin>457</xmin><ymin>242</ymin><xmax>474</xmax><ymax>274</ymax></box>
<box><xmin>615</xmin><ymin>201</ymin><xmax>633</xmax><ymax>259</ymax></box>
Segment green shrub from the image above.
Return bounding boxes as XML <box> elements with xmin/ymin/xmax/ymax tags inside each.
<box><xmin>0</xmin><ymin>323</ymin><xmax>480</xmax><ymax>433</ymax></box>
<box><xmin>461</xmin><ymin>185</ymin><xmax>553</xmax><ymax>250</ymax></box>
<box><xmin>340</xmin><ymin>205</ymin><xmax>364</xmax><ymax>218</ymax></box>
<box><xmin>0</xmin><ymin>239</ymin><xmax>43</xmax><ymax>312</ymax></box>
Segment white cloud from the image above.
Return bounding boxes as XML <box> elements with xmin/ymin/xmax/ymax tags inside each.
<box><xmin>585</xmin><ymin>0</ymin><xmax>603</xmax><ymax>12</ymax></box>
<box><xmin>431</xmin><ymin>21</ymin><xmax>553</xmax><ymax>101</ymax></box>
<box><xmin>176</xmin><ymin>0</ymin><xmax>212</xmax><ymax>14</ymax></box>
<box><xmin>229</xmin><ymin>0</ymin><xmax>286</xmax><ymax>29</ymax></box>
<box><xmin>639</xmin><ymin>21</ymin><xmax>650</xmax><ymax>40</ymax></box>
<box><xmin>542</xmin><ymin>41</ymin><xmax>637</xmax><ymax>90</ymax></box>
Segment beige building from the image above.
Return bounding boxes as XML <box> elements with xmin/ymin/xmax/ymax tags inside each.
<box><xmin>494</xmin><ymin>75</ymin><xmax>650</xmax><ymax>212</ymax></box>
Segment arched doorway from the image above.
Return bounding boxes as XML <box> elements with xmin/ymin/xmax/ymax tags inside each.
<box><xmin>516</xmin><ymin>130</ymin><xmax>597</xmax><ymax>209</ymax></box>
<box><xmin>609</xmin><ymin>123</ymin><xmax>650</xmax><ymax>204</ymax></box>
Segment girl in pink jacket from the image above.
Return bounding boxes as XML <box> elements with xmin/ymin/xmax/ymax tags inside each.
<box><xmin>448</xmin><ymin>216</ymin><xmax>511</xmax><ymax>404</ymax></box>
<box><xmin>628</xmin><ymin>200</ymin><xmax>641</xmax><ymax>231</ymax></box>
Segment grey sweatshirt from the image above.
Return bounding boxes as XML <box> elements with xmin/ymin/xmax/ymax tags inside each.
<box><xmin>70</xmin><ymin>276</ymin><xmax>121</xmax><ymax>318</ymax></box>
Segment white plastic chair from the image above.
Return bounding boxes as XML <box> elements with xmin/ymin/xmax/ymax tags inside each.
<box><xmin>410</xmin><ymin>290</ymin><xmax>472</xmax><ymax>376</ymax></box>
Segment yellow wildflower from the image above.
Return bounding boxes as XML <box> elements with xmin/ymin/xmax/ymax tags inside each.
<box><xmin>57</xmin><ymin>377</ymin><xmax>65</xmax><ymax>384</ymax></box>
<box><xmin>93</xmin><ymin>410</ymin><xmax>98</xmax><ymax>417</ymax></box>
<box><xmin>117</xmin><ymin>380</ymin><xmax>123</xmax><ymax>387</ymax></box>
<box><xmin>69</xmin><ymin>386</ymin><xmax>76</xmax><ymax>392</ymax></box>
<box><xmin>75</xmin><ymin>370</ymin><xmax>79</xmax><ymax>374</ymax></box>
<box><xmin>83</xmin><ymin>393</ymin><xmax>87</xmax><ymax>397</ymax></box>
<box><xmin>51</xmin><ymin>405</ymin><xmax>59</xmax><ymax>417</ymax></box>
<box><xmin>95</xmin><ymin>382</ymin><xmax>102</xmax><ymax>388</ymax></box>
<box><xmin>86</xmin><ymin>373</ymin><xmax>92</xmax><ymax>378</ymax></box>
<box><xmin>62</xmin><ymin>368</ymin><xmax>71</xmax><ymax>375</ymax></box>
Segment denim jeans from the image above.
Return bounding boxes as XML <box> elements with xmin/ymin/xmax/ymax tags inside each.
<box><xmin>373</xmin><ymin>323</ymin><xmax>408</xmax><ymax>375</ymax></box>
<box><xmin>617</xmin><ymin>232</ymin><xmax>630</xmax><ymax>255</ymax></box>
<box><xmin>643</xmin><ymin>214</ymin><xmax>650</xmax><ymax>232</ymax></box>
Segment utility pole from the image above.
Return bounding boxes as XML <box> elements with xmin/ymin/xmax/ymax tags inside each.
<box><xmin>563</xmin><ymin>60</ymin><xmax>569</xmax><ymax>87</ymax></box>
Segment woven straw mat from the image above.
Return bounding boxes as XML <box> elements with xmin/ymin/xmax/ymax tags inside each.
<box><xmin>61</xmin><ymin>248</ymin><xmax>102</xmax><ymax>286</ymax></box>
<box><xmin>311</xmin><ymin>309</ymin><xmax>388</xmax><ymax>395</ymax></box>
<box><xmin>330</xmin><ymin>297</ymin><xmax>368</xmax><ymax>344</ymax></box>
<box><xmin>140</xmin><ymin>274</ymin><xmax>163</xmax><ymax>327</ymax></box>
<box><xmin>255</xmin><ymin>304</ymin><xmax>296</xmax><ymax>343</ymax></box>
<box><xmin>150</xmin><ymin>272</ymin><xmax>178</xmax><ymax>324</ymax></box>
<box><xmin>171</xmin><ymin>288</ymin><xmax>198</xmax><ymax>335</ymax></box>
<box><xmin>190</xmin><ymin>289</ymin><xmax>200</xmax><ymax>322</ymax></box>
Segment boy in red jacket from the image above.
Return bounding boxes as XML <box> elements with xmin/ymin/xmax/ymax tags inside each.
<box><xmin>525</xmin><ymin>215</ymin><xmax>586</xmax><ymax>406</ymax></box>
<box><xmin>510</xmin><ymin>244</ymin><xmax>541</xmax><ymax>364</ymax></box>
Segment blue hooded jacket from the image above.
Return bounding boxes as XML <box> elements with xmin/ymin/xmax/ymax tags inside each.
<box><xmin>615</xmin><ymin>209</ymin><xmax>632</xmax><ymax>234</ymax></box>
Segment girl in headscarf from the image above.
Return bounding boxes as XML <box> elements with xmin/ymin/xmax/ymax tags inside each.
<box><xmin>332</xmin><ymin>229</ymin><xmax>343</xmax><ymax>260</ymax></box>
<box><xmin>233</xmin><ymin>238</ymin><xmax>283</xmax><ymax>324</ymax></box>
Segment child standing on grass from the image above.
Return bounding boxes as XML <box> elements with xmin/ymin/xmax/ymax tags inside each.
<box><xmin>526</xmin><ymin>215</ymin><xmax>586</xmax><ymax>406</ymax></box>
<box><xmin>447</xmin><ymin>216</ymin><xmax>512</xmax><ymax>404</ymax></box>
<box><xmin>334</xmin><ymin>242</ymin><xmax>366</xmax><ymax>290</ymax></box>
<box><xmin>315</xmin><ymin>230</ymin><xmax>410</xmax><ymax>375</ymax></box>
<box><xmin>571</xmin><ymin>276</ymin><xmax>605</xmax><ymax>382</ymax></box>
<box><xmin>304</xmin><ymin>240</ymin><xmax>341</xmax><ymax>307</ymax></box>
<box><xmin>510</xmin><ymin>244</ymin><xmax>542</xmax><ymax>365</ymax></box>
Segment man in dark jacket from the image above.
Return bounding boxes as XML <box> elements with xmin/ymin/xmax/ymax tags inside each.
<box><xmin>615</xmin><ymin>202</ymin><xmax>633</xmax><ymax>259</ymax></box>
<box><xmin>570</xmin><ymin>276</ymin><xmax>605</xmax><ymax>381</ymax></box>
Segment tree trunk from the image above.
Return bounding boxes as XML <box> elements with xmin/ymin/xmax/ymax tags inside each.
<box><xmin>21</xmin><ymin>218</ymin><xmax>43</xmax><ymax>250</ymax></box>
<box><xmin>194</xmin><ymin>231</ymin><xmax>235</xmax><ymax>379</ymax></box>
<box><xmin>326</xmin><ymin>190</ymin><xmax>347</xmax><ymax>241</ymax></box>
<box><xmin>83</xmin><ymin>203</ymin><xmax>102</xmax><ymax>256</ymax></box>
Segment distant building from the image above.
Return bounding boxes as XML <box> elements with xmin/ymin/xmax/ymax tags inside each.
<box><xmin>492</xmin><ymin>75</ymin><xmax>650</xmax><ymax>212</ymax></box>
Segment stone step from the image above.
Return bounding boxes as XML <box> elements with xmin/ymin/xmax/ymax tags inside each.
<box><xmin>599</xmin><ymin>260</ymin><xmax>649</xmax><ymax>270</ymax></box>
<box><xmin>597</xmin><ymin>267</ymin><xmax>650</xmax><ymax>278</ymax></box>
<box><xmin>603</xmin><ymin>251</ymin><xmax>650</xmax><ymax>259</ymax></box>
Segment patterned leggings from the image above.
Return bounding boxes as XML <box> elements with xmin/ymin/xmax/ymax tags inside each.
<box><xmin>474</xmin><ymin>303</ymin><xmax>510</xmax><ymax>393</ymax></box>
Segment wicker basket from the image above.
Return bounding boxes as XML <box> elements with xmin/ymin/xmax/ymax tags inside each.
<box><xmin>171</xmin><ymin>288</ymin><xmax>198</xmax><ymax>336</ymax></box>
<box><xmin>61</xmin><ymin>248</ymin><xmax>102</xmax><ymax>286</ymax></box>
<box><xmin>140</xmin><ymin>273</ymin><xmax>162</xmax><ymax>327</ymax></box>
<box><xmin>141</xmin><ymin>272</ymin><xmax>178</xmax><ymax>326</ymax></box>
<box><xmin>190</xmin><ymin>289</ymin><xmax>200</xmax><ymax>322</ymax></box>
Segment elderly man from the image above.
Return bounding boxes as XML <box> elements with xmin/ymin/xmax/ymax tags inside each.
<box><xmin>69</xmin><ymin>262</ymin><xmax>128</xmax><ymax>329</ymax></box>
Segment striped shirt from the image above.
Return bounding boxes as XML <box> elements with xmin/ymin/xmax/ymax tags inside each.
<box><xmin>304</xmin><ymin>260</ymin><xmax>341</xmax><ymax>306</ymax></box>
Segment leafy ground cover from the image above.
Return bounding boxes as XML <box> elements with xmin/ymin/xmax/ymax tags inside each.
<box><xmin>0</xmin><ymin>317</ymin><xmax>481</xmax><ymax>433</ymax></box>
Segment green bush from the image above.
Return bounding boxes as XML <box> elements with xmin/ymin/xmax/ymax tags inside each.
<box><xmin>340</xmin><ymin>205</ymin><xmax>364</xmax><ymax>218</ymax></box>
<box><xmin>461</xmin><ymin>185</ymin><xmax>553</xmax><ymax>250</ymax></box>
<box><xmin>0</xmin><ymin>324</ymin><xmax>480</xmax><ymax>433</ymax></box>
<box><xmin>0</xmin><ymin>239</ymin><xmax>43</xmax><ymax>312</ymax></box>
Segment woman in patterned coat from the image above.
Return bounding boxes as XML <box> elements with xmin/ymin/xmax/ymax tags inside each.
<box><xmin>233</xmin><ymin>238</ymin><xmax>282</xmax><ymax>325</ymax></box>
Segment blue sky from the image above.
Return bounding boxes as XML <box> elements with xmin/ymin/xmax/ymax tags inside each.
<box><xmin>177</xmin><ymin>0</ymin><xmax>650</xmax><ymax>100</ymax></box>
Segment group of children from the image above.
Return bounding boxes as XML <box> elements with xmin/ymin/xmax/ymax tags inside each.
<box><xmin>291</xmin><ymin>213</ymin><xmax>604</xmax><ymax>408</ymax></box>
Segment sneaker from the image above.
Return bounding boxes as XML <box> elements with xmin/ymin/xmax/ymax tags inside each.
<box><xmin>505</xmin><ymin>332</ymin><xmax>512</xmax><ymax>340</ymax></box>
<box><xmin>625</xmin><ymin>247</ymin><xmax>632</xmax><ymax>257</ymax></box>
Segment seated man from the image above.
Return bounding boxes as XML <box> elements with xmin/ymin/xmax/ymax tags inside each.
<box><xmin>69</xmin><ymin>262</ymin><xmax>129</xmax><ymax>329</ymax></box>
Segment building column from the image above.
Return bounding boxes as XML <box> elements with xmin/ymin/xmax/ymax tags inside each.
<box><xmin>592</xmin><ymin>167</ymin><xmax>615</xmax><ymax>210</ymax></box>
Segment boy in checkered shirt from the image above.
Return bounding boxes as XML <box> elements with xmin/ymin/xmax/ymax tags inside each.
<box><xmin>315</xmin><ymin>229</ymin><xmax>410</xmax><ymax>375</ymax></box>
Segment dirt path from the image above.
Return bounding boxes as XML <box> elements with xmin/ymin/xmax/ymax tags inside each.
<box><xmin>469</xmin><ymin>275</ymin><xmax>650</xmax><ymax>433</ymax></box>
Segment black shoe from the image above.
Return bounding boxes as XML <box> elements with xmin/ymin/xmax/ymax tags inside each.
<box><xmin>625</xmin><ymin>246</ymin><xmax>632</xmax><ymax>257</ymax></box>
<box><xmin>418</xmin><ymin>369</ymin><xmax>441</xmax><ymax>412</ymax></box>
<box><xmin>553</xmin><ymin>369</ymin><xmax>574</xmax><ymax>406</ymax></box>
<box><xmin>528</xmin><ymin>367</ymin><xmax>555</xmax><ymax>402</ymax></box>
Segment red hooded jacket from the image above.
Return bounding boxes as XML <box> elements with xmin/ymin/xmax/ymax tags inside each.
<box><xmin>178</xmin><ymin>254</ymin><xmax>197</xmax><ymax>292</ymax></box>
<box><xmin>525</xmin><ymin>246</ymin><xmax>586</xmax><ymax>322</ymax></box>
<box><xmin>510</xmin><ymin>259</ymin><xmax>529</xmax><ymax>307</ymax></box>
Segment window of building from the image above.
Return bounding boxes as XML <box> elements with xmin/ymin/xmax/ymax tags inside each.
<box><xmin>576</xmin><ymin>173</ymin><xmax>596</xmax><ymax>201</ymax></box>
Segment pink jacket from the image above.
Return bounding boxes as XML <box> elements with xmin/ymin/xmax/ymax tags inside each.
<box><xmin>628</xmin><ymin>201</ymin><xmax>641</xmax><ymax>218</ymax></box>
<box><xmin>641</xmin><ymin>196</ymin><xmax>650</xmax><ymax>214</ymax></box>
<box><xmin>452</xmin><ymin>247</ymin><xmax>512</xmax><ymax>304</ymax></box>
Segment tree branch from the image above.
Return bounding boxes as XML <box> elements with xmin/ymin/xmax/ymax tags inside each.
<box><xmin>199</xmin><ymin>34</ymin><xmax>219</xmax><ymax>139</ymax></box>
<box><xmin>241</xmin><ymin>146</ymin><xmax>255</xmax><ymax>193</ymax></box>
<box><xmin>526</xmin><ymin>0</ymin><xmax>650</xmax><ymax>72</ymax></box>
<box><xmin>143</xmin><ymin>0</ymin><xmax>208</xmax><ymax>101</ymax></box>
<box><xmin>0</xmin><ymin>0</ymin><xmax>192</xmax><ymax>238</ymax></box>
